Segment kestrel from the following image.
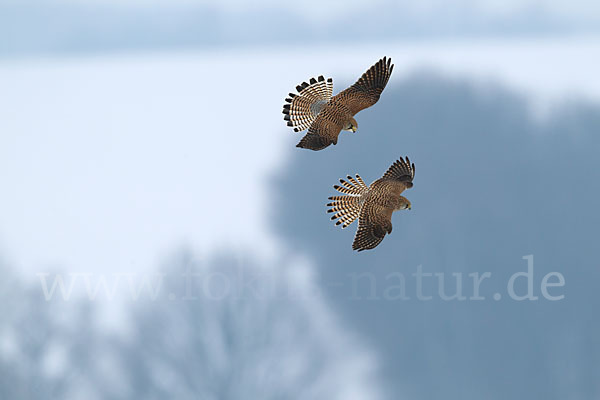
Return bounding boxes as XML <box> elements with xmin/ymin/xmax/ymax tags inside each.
<box><xmin>327</xmin><ymin>157</ymin><xmax>415</xmax><ymax>251</ymax></box>
<box><xmin>282</xmin><ymin>57</ymin><xmax>394</xmax><ymax>151</ymax></box>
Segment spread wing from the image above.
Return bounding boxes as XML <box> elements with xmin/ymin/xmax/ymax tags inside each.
<box><xmin>296</xmin><ymin>112</ymin><xmax>343</xmax><ymax>150</ymax></box>
<box><xmin>379</xmin><ymin>156</ymin><xmax>415</xmax><ymax>192</ymax></box>
<box><xmin>331</xmin><ymin>56</ymin><xmax>394</xmax><ymax>116</ymax></box>
<box><xmin>352</xmin><ymin>201</ymin><xmax>393</xmax><ymax>252</ymax></box>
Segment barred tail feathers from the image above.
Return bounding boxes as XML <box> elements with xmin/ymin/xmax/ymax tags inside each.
<box><xmin>283</xmin><ymin>75</ymin><xmax>333</xmax><ymax>132</ymax></box>
<box><xmin>327</xmin><ymin>196</ymin><xmax>360</xmax><ymax>228</ymax></box>
<box><xmin>326</xmin><ymin>174</ymin><xmax>369</xmax><ymax>228</ymax></box>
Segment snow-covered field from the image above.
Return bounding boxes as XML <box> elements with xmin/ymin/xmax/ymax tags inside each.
<box><xmin>1</xmin><ymin>36</ymin><xmax>599</xmax><ymax>277</ymax></box>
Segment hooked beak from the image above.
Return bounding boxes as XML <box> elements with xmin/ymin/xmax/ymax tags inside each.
<box><xmin>351</xmin><ymin>126</ymin><xmax>357</xmax><ymax>133</ymax></box>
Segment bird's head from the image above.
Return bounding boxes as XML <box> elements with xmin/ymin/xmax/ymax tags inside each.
<box><xmin>344</xmin><ymin>117</ymin><xmax>358</xmax><ymax>133</ymax></box>
<box><xmin>398</xmin><ymin>196</ymin><xmax>411</xmax><ymax>210</ymax></box>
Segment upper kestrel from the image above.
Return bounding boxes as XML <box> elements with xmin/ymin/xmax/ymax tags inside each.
<box><xmin>327</xmin><ymin>157</ymin><xmax>415</xmax><ymax>251</ymax></box>
<box><xmin>283</xmin><ymin>57</ymin><xmax>394</xmax><ymax>151</ymax></box>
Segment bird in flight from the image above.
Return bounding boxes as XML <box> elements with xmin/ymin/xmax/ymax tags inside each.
<box><xmin>327</xmin><ymin>157</ymin><xmax>415</xmax><ymax>251</ymax></box>
<box><xmin>283</xmin><ymin>57</ymin><xmax>394</xmax><ymax>151</ymax></box>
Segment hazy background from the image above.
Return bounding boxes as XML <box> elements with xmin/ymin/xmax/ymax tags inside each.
<box><xmin>1</xmin><ymin>1</ymin><xmax>599</xmax><ymax>399</ymax></box>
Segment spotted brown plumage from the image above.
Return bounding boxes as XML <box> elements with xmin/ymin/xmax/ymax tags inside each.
<box><xmin>326</xmin><ymin>157</ymin><xmax>415</xmax><ymax>252</ymax></box>
<box><xmin>282</xmin><ymin>57</ymin><xmax>394</xmax><ymax>151</ymax></box>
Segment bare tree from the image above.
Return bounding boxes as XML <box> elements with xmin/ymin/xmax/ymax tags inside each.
<box><xmin>108</xmin><ymin>251</ymin><xmax>383</xmax><ymax>400</ymax></box>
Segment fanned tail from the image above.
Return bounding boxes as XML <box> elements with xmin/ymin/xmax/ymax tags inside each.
<box><xmin>326</xmin><ymin>174</ymin><xmax>369</xmax><ymax>228</ymax></box>
<box><xmin>283</xmin><ymin>75</ymin><xmax>333</xmax><ymax>132</ymax></box>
